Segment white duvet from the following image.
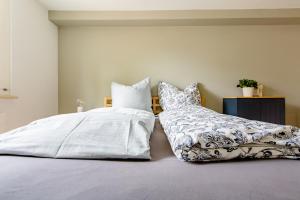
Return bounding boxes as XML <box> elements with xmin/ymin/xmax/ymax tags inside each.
<box><xmin>0</xmin><ymin>107</ymin><xmax>155</xmax><ymax>159</ymax></box>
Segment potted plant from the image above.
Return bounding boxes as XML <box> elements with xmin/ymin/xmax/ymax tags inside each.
<box><xmin>237</xmin><ymin>79</ymin><xmax>258</xmax><ymax>97</ymax></box>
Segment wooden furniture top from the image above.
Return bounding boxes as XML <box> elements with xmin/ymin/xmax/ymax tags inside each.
<box><xmin>104</xmin><ymin>95</ymin><xmax>206</xmax><ymax>115</ymax></box>
<box><xmin>0</xmin><ymin>95</ymin><xmax>18</xmax><ymax>99</ymax></box>
<box><xmin>224</xmin><ymin>96</ymin><xmax>285</xmax><ymax>99</ymax></box>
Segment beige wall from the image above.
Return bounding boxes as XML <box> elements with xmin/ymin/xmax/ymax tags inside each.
<box><xmin>0</xmin><ymin>0</ymin><xmax>58</xmax><ymax>132</ymax></box>
<box><xmin>59</xmin><ymin>25</ymin><xmax>300</xmax><ymax>126</ymax></box>
<box><xmin>0</xmin><ymin>0</ymin><xmax>11</xmax><ymax>94</ymax></box>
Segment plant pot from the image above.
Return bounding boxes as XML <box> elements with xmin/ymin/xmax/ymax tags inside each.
<box><xmin>242</xmin><ymin>87</ymin><xmax>254</xmax><ymax>97</ymax></box>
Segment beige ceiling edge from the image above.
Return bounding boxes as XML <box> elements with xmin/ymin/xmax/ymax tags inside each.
<box><xmin>49</xmin><ymin>9</ymin><xmax>300</xmax><ymax>26</ymax></box>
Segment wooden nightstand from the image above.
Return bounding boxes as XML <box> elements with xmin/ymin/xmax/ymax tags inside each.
<box><xmin>223</xmin><ymin>96</ymin><xmax>285</xmax><ymax>125</ymax></box>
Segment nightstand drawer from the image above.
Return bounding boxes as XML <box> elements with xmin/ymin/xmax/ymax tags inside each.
<box><xmin>223</xmin><ymin>97</ymin><xmax>285</xmax><ymax>125</ymax></box>
<box><xmin>237</xmin><ymin>99</ymin><xmax>261</xmax><ymax>121</ymax></box>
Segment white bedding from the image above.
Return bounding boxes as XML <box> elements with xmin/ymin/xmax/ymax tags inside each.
<box><xmin>0</xmin><ymin>107</ymin><xmax>155</xmax><ymax>159</ymax></box>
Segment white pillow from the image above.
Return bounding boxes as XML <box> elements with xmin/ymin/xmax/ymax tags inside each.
<box><xmin>111</xmin><ymin>78</ymin><xmax>152</xmax><ymax>112</ymax></box>
<box><xmin>158</xmin><ymin>81</ymin><xmax>201</xmax><ymax>111</ymax></box>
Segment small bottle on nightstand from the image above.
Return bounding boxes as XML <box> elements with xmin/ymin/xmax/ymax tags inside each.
<box><xmin>77</xmin><ymin>106</ymin><xmax>83</xmax><ymax>112</ymax></box>
<box><xmin>76</xmin><ymin>99</ymin><xmax>84</xmax><ymax>112</ymax></box>
<box><xmin>257</xmin><ymin>84</ymin><xmax>263</xmax><ymax>97</ymax></box>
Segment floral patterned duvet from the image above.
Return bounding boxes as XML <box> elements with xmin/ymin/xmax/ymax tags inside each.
<box><xmin>159</xmin><ymin>105</ymin><xmax>300</xmax><ymax>162</ymax></box>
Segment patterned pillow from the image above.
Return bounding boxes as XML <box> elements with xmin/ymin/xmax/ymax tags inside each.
<box><xmin>158</xmin><ymin>81</ymin><xmax>201</xmax><ymax>111</ymax></box>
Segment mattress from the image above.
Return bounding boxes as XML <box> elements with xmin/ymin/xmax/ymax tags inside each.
<box><xmin>0</xmin><ymin>120</ymin><xmax>300</xmax><ymax>200</ymax></box>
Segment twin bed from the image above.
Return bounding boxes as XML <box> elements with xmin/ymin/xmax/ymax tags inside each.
<box><xmin>0</xmin><ymin>79</ymin><xmax>300</xmax><ymax>200</ymax></box>
<box><xmin>1</xmin><ymin>120</ymin><xmax>300</xmax><ymax>200</ymax></box>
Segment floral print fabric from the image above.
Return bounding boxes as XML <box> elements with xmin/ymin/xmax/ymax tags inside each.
<box><xmin>159</xmin><ymin>105</ymin><xmax>300</xmax><ymax>162</ymax></box>
<box><xmin>158</xmin><ymin>82</ymin><xmax>201</xmax><ymax>111</ymax></box>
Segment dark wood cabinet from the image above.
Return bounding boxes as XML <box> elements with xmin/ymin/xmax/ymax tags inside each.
<box><xmin>223</xmin><ymin>97</ymin><xmax>285</xmax><ymax>125</ymax></box>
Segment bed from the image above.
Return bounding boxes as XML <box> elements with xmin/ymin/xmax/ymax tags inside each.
<box><xmin>1</xmin><ymin>120</ymin><xmax>300</xmax><ymax>200</ymax></box>
<box><xmin>0</xmin><ymin>93</ymin><xmax>300</xmax><ymax>200</ymax></box>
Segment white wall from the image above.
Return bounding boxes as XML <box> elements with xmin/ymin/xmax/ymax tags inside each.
<box><xmin>0</xmin><ymin>0</ymin><xmax>58</xmax><ymax>132</ymax></box>
<box><xmin>59</xmin><ymin>25</ymin><xmax>300</xmax><ymax>126</ymax></box>
<box><xmin>0</xmin><ymin>0</ymin><xmax>11</xmax><ymax>94</ymax></box>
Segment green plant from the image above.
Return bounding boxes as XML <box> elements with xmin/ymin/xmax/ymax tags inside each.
<box><xmin>237</xmin><ymin>79</ymin><xmax>258</xmax><ymax>88</ymax></box>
